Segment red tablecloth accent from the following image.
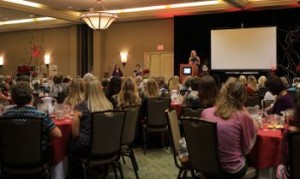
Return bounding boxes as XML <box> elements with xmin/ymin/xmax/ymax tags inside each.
<box><xmin>170</xmin><ymin>103</ymin><xmax>182</xmax><ymax>117</ymax></box>
<box><xmin>248</xmin><ymin>128</ymin><xmax>282</xmax><ymax>169</ymax></box>
<box><xmin>50</xmin><ymin>118</ymin><xmax>72</xmax><ymax>165</ymax></box>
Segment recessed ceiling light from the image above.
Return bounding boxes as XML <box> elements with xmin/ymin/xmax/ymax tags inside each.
<box><xmin>108</xmin><ymin>0</ymin><xmax>220</xmax><ymax>14</ymax></box>
<box><xmin>0</xmin><ymin>17</ymin><xmax>55</xmax><ymax>26</ymax></box>
<box><xmin>68</xmin><ymin>6</ymin><xmax>73</xmax><ymax>9</ymax></box>
<box><xmin>29</xmin><ymin>15</ymin><xmax>35</xmax><ymax>18</ymax></box>
<box><xmin>3</xmin><ymin>0</ymin><xmax>41</xmax><ymax>8</ymax></box>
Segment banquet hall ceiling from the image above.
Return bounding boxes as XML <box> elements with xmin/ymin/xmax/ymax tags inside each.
<box><xmin>0</xmin><ymin>0</ymin><xmax>299</xmax><ymax>32</ymax></box>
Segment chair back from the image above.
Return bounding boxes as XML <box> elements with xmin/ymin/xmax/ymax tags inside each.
<box><xmin>246</xmin><ymin>95</ymin><xmax>261</xmax><ymax>108</ymax></box>
<box><xmin>182</xmin><ymin>117</ymin><xmax>222</xmax><ymax>177</ymax></box>
<box><xmin>181</xmin><ymin>106</ymin><xmax>205</xmax><ymax>118</ymax></box>
<box><xmin>166</xmin><ymin>109</ymin><xmax>182</xmax><ymax>167</ymax></box>
<box><xmin>90</xmin><ymin>110</ymin><xmax>126</xmax><ymax>157</ymax></box>
<box><xmin>288</xmin><ymin>131</ymin><xmax>300</xmax><ymax>179</ymax></box>
<box><xmin>0</xmin><ymin>117</ymin><xmax>43</xmax><ymax>168</ymax></box>
<box><xmin>262</xmin><ymin>99</ymin><xmax>274</xmax><ymax>110</ymax></box>
<box><xmin>146</xmin><ymin>97</ymin><xmax>170</xmax><ymax>127</ymax></box>
<box><xmin>121</xmin><ymin>105</ymin><xmax>140</xmax><ymax>145</ymax></box>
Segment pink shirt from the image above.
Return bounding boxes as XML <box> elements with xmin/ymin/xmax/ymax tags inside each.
<box><xmin>201</xmin><ymin>107</ymin><xmax>257</xmax><ymax>173</ymax></box>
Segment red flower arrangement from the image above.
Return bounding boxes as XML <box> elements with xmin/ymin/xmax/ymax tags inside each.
<box><xmin>17</xmin><ymin>65</ymin><xmax>34</xmax><ymax>76</ymax></box>
<box><xmin>31</xmin><ymin>44</ymin><xmax>43</xmax><ymax>58</ymax></box>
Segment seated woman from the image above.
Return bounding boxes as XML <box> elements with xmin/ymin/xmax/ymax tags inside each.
<box><xmin>2</xmin><ymin>82</ymin><xmax>62</xmax><ymax>152</ymax></box>
<box><xmin>115</xmin><ymin>77</ymin><xmax>141</xmax><ymax>109</ymax></box>
<box><xmin>49</xmin><ymin>73</ymin><xmax>68</xmax><ymax>98</ymax></box>
<box><xmin>70</xmin><ymin>78</ymin><xmax>113</xmax><ymax>157</ymax></box>
<box><xmin>201</xmin><ymin>77</ymin><xmax>257</xmax><ymax>178</ymax></box>
<box><xmin>277</xmin><ymin>100</ymin><xmax>300</xmax><ymax>179</ymax></box>
<box><xmin>64</xmin><ymin>78</ymin><xmax>84</xmax><ymax>109</ymax></box>
<box><xmin>183</xmin><ymin>77</ymin><xmax>201</xmax><ymax>107</ymax></box>
<box><xmin>140</xmin><ymin>79</ymin><xmax>160</xmax><ymax>118</ymax></box>
<box><xmin>246</xmin><ymin>75</ymin><xmax>258</xmax><ymax>95</ymax></box>
<box><xmin>267</xmin><ymin>76</ymin><xmax>295</xmax><ymax>115</ymax></box>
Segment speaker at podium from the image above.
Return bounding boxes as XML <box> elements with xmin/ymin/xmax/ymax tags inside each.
<box><xmin>180</xmin><ymin>64</ymin><xmax>199</xmax><ymax>82</ymax></box>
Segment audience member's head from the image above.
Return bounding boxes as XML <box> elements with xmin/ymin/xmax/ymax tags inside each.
<box><xmin>84</xmin><ymin>78</ymin><xmax>112</xmax><ymax>112</ymax></box>
<box><xmin>64</xmin><ymin>78</ymin><xmax>84</xmax><ymax>107</ymax></box>
<box><xmin>238</xmin><ymin>75</ymin><xmax>247</xmax><ymax>86</ymax></box>
<box><xmin>53</xmin><ymin>73</ymin><xmax>63</xmax><ymax>84</ymax></box>
<box><xmin>266</xmin><ymin>76</ymin><xmax>286</xmax><ymax>96</ymax></box>
<box><xmin>247</xmin><ymin>75</ymin><xmax>257</xmax><ymax>91</ymax></box>
<box><xmin>182</xmin><ymin>76</ymin><xmax>192</xmax><ymax>89</ymax></box>
<box><xmin>144</xmin><ymin>79</ymin><xmax>160</xmax><ymax>98</ymax></box>
<box><xmin>101</xmin><ymin>78</ymin><xmax>110</xmax><ymax>88</ymax></box>
<box><xmin>117</xmin><ymin>77</ymin><xmax>141</xmax><ymax>108</ymax></box>
<box><xmin>106</xmin><ymin>76</ymin><xmax>122</xmax><ymax>98</ymax></box>
<box><xmin>198</xmin><ymin>75</ymin><xmax>218</xmax><ymax>107</ymax></box>
<box><xmin>215</xmin><ymin>77</ymin><xmax>247</xmax><ymax>119</ymax></box>
<box><xmin>168</xmin><ymin>76</ymin><xmax>180</xmax><ymax>91</ymax></box>
<box><xmin>190</xmin><ymin>77</ymin><xmax>201</xmax><ymax>91</ymax></box>
<box><xmin>11</xmin><ymin>82</ymin><xmax>33</xmax><ymax>106</ymax></box>
<box><xmin>258</xmin><ymin>75</ymin><xmax>267</xmax><ymax>88</ymax></box>
<box><xmin>156</xmin><ymin>76</ymin><xmax>166</xmax><ymax>89</ymax></box>
<box><xmin>83</xmin><ymin>72</ymin><xmax>95</xmax><ymax>83</ymax></box>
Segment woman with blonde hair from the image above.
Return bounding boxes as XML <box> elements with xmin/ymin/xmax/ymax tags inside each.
<box><xmin>239</xmin><ymin>75</ymin><xmax>247</xmax><ymax>86</ymax></box>
<box><xmin>201</xmin><ymin>77</ymin><xmax>257</xmax><ymax>178</ymax></box>
<box><xmin>143</xmin><ymin>79</ymin><xmax>160</xmax><ymax>98</ymax></box>
<box><xmin>116</xmin><ymin>77</ymin><xmax>141</xmax><ymax>109</ymax></box>
<box><xmin>64</xmin><ymin>78</ymin><xmax>84</xmax><ymax>108</ymax></box>
<box><xmin>257</xmin><ymin>75</ymin><xmax>268</xmax><ymax>97</ymax></box>
<box><xmin>70</xmin><ymin>78</ymin><xmax>113</xmax><ymax>157</ymax></box>
<box><xmin>168</xmin><ymin>76</ymin><xmax>180</xmax><ymax>91</ymax></box>
<box><xmin>246</xmin><ymin>75</ymin><xmax>258</xmax><ymax>95</ymax></box>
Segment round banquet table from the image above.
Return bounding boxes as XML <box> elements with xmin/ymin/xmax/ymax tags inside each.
<box><xmin>50</xmin><ymin>118</ymin><xmax>72</xmax><ymax>179</ymax></box>
<box><xmin>247</xmin><ymin>128</ymin><xmax>282</xmax><ymax>169</ymax></box>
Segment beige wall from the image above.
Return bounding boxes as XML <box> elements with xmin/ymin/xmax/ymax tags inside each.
<box><xmin>0</xmin><ymin>18</ymin><xmax>174</xmax><ymax>78</ymax></box>
<box><xmin>94</xmin><ymin>18</ymin><xmax>174</xmax><ymax>78</ymax></box>
<box><xmin>0</xmin><ymin>26</ymin><xmax>77</xmax><ymax>77</ymax></box>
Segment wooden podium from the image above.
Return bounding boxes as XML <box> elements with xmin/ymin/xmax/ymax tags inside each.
<box><xmin>180</xmin><ymin>64</ymin><xmax>198</xmax><ymax>82</ymax></box>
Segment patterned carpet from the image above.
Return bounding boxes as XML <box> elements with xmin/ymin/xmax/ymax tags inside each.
<box><xmin>88</xmin><ymin>148</ymin><xmax>178</xmax><ymax>179</ymax></box>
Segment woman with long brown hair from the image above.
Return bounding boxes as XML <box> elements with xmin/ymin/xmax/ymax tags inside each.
<box><xmin>116</xmin><ymin>77</ymin><xmax>141</xmax><ymax>108</ymax></box>
<box><xmin>201</xmin><ymin>77</ymin><xmax>257</xmax><ymax>178</ymax></box>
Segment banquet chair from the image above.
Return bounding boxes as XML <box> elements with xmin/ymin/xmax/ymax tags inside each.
<box><xmin>261</xmin><ymin>99</ymin><xmax>274</xmax><ymax>110</ymax></box>
<box><xmin>121</xmin><ymin>105</ymin><xmax>140</xmax><ymax>179</ymax></box>
<box><xmin>166</xmin><ymin>109</ymin><xmax>195</xmax><ymax>179</ymax></box>
<box><xmin>143</xmin><ymin>97</ymin><xmax>171</xmax><ymax>154</ymax></box>
<box><xmin>246</xmin><ymin>95</ymin><xmax>261</xmax><ymax>108</ymax></box>
<box><xmin>182</xmin><ymin>117</ymin><xmax>256</xmax><ymax>179</ymax></box>
<box><xmin>288</xmin><ymin>131</ymin><xmax>300</xmax><ymax>179</ymax></box>
<box><xmin>181</xmin><ymin>106</ymin><xmax>205</xmax><ymax>118</ymax></box>
<box><xmin>73</xmin><ymin>110</ymin><xmax>126</xmax><ymax>179</ymax></box>
<box><xmin>0</xmin><ymin>117</ymin><xmax>50</xmax><ymax>179</ymax></box>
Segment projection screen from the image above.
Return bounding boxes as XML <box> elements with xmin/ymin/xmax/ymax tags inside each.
<box><xmin>211</xmin><ymin>27</ymin><xmax>277</xmax><ymax>70</ymax></box>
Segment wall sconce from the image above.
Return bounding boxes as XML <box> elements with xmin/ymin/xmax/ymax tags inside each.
<box><xmin>44</xmin><ymin>54</ymin><xmax>51</xmax><ymax>68</ymax></box>
<box><xmin>0</xmin><ymin>56</ymin><xmax>4</xmax><ymax>68</ymax></box>
<box><xmin>120</xmin><ymin>52</ymin><xmax>128</xmax><ymax>67</ymax></box>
